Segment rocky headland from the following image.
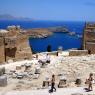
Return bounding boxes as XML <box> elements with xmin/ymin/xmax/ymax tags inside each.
<box><xmin>48</xmin><ymin>26</ymin><xmax>69</xmax><ymax>33</ymax></box>
<box><xmin>26</xmin><ymin>28</ymin><xmax>53</xmax><ymax>38</ymax></box>
<box><xmin>23</xmin><ymin>26</ymin><xmax>80</xmax><ymax>39</ymax></box>
<box><xmin>25</xmin><ymin>26</ymin><xmax>70</xmax><ymax>38</ymax></box>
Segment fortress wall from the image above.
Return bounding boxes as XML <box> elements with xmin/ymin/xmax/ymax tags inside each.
<box><xmin>0</xmin><ymin>46</ymin><xmax>5</xmax><ymax>63</ymax></box>
<box><xmin>83</xmin><ymin>23</ymin><xmax>95</xmax><ymax>54</ymax></box>
<box><xmin>86</xmin><ymin>42</ymin><xmax>95</xmax><ymax>54</ymax></box>
<box><xmin>85</xmin><ymin>32</ymin><xmax>95</xmax><ymax>41</ymax></box>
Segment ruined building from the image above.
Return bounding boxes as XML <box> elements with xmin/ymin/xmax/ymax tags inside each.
<box><xmin>83</xmin><ymin>23</ymin><xmax>95</xmax><ymax>54</ymax></box>
<box><xmin>0</xmin><ymin>26</ymin><xmax>32</xmax><ymax>63</ymax></box>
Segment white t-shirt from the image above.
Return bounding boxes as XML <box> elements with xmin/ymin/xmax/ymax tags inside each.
<box><xmin>46</xmin><ymin>55</ymin><xmax>50</xmax><ymax>61</ymax></box>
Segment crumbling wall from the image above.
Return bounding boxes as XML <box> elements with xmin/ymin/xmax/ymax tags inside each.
<box><xmin>69</xmin><ymin>50</ymin><xmax>88</xmax><ymax>56</ymax></box>
<box><xmin>0</xmin><ymin>38</ymin><xmax>5</xmax><ymax>63</ymax></box>
<box><xmin>0</xmin><ymin>26</ymin><xmax>32</xmax><ymax>63</ymax></box>
<box><xmin>86</xmin><ymin>42</ymin><xmax>95</xmax><ymax>54</ymax></box>
<box><xmin>83</xmin><ymin>23</ymin><xmax>95</xmax><ymax>54</ymax></box>
<box><xmin>85</xmin><ymin>32</ymin><xmax>95</xmax><ymax>41</ymax></box>
<box><xmin>0</xmin><ymin>46</ymin><xmax>5</xmax><ymax>63</ymax></box>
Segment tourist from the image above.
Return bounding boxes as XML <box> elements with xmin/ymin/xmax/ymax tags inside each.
<box><xmin>36</xmin><ymin>54</ymin><xmax>38</xmax><ymax>59</ymax></box>
<box><xmin>46</xmin><ymin>54</ymin><xmax>50</xmax><ymax>63</ymax></box>
<box><xmin>88</xmin><ymin>73</ymin><xmax>93</xmax><ymax>91</ymax></box>
<box><xmin>49</xmin><ymin>74</ymin><xmax>56</xmax><ymax>93</ymax></box>
<box><xmin>56</xmin><ymin>51</ymin><xmax>59</xmax><ymax>56</ymax></box>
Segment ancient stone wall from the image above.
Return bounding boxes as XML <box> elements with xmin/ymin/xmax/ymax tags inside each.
<box><xmin>5</xmin><ymin>36</ymin><xmax>32</xmax><ymax>61</ymax></box>
<box><xmin>69</xmin><ymin>50</ymin><xmax>88</xmax><ymax>56</ymax></box>
<box><xmin>0</xmin><ymin>46</ymin><xmax>5</xmax><ymax>63</ymax></box>
<box><xmin>83</xmin><ymin>23</ymin><xmax>95</xmax><ymax>54</ymax></box>
<box><xmin>85</xmin><ymin>32</ymin><xmax>95</xmax><ymax>41</ymax></box>
<box><xmin>85</xmin><ymin>42</ymin><xmax>95</xmax><ymax>54</ymax></box>
<box><xmin>0</xmin><ymin>38</ymin><xmax>5</xmax><ymax>63</ymax></box>
<box><xmin>0</xmin><ymin>37</ymin><xmax>3</xmax><ymax>46</ymax></box>
<box><xmin>0</xmin><ymin>26</ymin><xmax>32</xmax><ymax>63</ymax></box>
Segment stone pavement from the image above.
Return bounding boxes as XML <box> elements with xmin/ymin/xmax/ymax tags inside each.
<box><xmin>1</xmin><ymin>87</ymin><xmax>95</xmax><ymax>95</ymax></box>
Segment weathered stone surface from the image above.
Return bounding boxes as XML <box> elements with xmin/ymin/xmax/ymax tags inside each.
<box><xmin>0</xmin><ymin>75</ymin><xmax>7</xmax><ymax>87</ymax></box>
<box><xmin>71</xmin><ymin>93</ymin><xmax>83</xmax><ymax>95</ymax></box>
<box><xmin>0</xmin><ymin>26</ymin><xmax>32</xmax><ymax>63</ymax></box>
<box><xmin>86</xmin><ymin>42</ymin><xmax>95</xmax><ymax>54</ymax></box>
<box><xmin>16</xmin><ymin>65</ymin><xmax>21</xmax><ymax>70</ymax></box>
<box><xmin>16</xmin><ymin>73</ymin><xmax>24</xmax><ymax>79</ymax></box>
<box><xmin>0</xmin><ymin>46</ymin><xmax>5</xmax><ymax>63</ymax></box>
<box><xmin>0</xmin><ymin>67</ymin><xmax>5</xmax><ymax>76</ymax></box>
<box><xmin>69</xmin><ymin>50</ymin><xmax>88</xmax><ymax>56</ymax></box>
<box><xmin>83</xmin><ymin>23</ymin><xmax>95</xmax><ymax>54</ymax></box>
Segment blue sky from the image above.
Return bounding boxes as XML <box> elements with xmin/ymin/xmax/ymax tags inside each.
<box><xmin>0</xmin><ymin>0</ymin><xmax>95</xmax><ymax>21</ymax></box>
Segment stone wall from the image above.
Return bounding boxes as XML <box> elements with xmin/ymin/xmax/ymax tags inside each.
<box><xmin>0</xmin><ymin>38</ymin><xmax>5</xmax><ymax>63</ymax></box>
<box><xmin>6</xmin><ymin>47</ymin><xmax>17</xmax><ymax>58</ymax></box>
<box><xmin>5</xmin><ymin>37</ymin><xmax>32</xmax><ymax>62</ymax></box>
<box><xmin>0</xmin><ymin>37</ymin><xmax>3</xmax><ymax>46</ymax></box>
<box><xmin>85</xmin><ymin>32</ymin><xmax>95</xmax><ymax>41</ymax></box>
<box><xmin>0</xmin><ymin>26</ymin><xmax>32</xmax><ymax>63</ymax></box>
<box><xmin>0</xmin><ymin>46</ymin><xmax>5</xmax><ymax>63</ymax></box>
<box><xmin>85</xmin><ymin>42</ymin><xmax>95</xmax><ymax>54</ymax></box>
<box><xmin>15</xmin><ymin>40</ymin><xmax>32</xmax><ymax>61</ymax></box>
<box><xmin>69</xmin><ymin>50</ymin><xmax>88</xmax><ymax>56</ymax></box>
<box><xmin>83</xmin><ymin>23</ymin><xmax>95</xmax><ymax>54</ymax></box>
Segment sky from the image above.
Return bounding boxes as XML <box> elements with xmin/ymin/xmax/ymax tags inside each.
<box><xmin>0</xmin><ymin>0</ymin><xmax>95</xmax><ymax>21</ymax></box>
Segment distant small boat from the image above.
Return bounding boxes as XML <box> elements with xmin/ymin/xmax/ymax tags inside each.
<box><xmin>77</xmin><ymin>35</ymin><xmax>83</xmax><ymax>38</ymax></box>
<box><xmin>68</xmin><ymin>32</ymin><xmax>76</xmax><ymax>36</ymax></box>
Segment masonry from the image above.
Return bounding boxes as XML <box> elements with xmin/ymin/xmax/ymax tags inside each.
<box><xmin>83</xmin><ymin>23</ymin><xmax>95</xmax><ymax>54</ymax></box>
<box><xmin>0</xmin><ymin>26</ymin><xmax>32</xmax><ymax>64</ymax></box>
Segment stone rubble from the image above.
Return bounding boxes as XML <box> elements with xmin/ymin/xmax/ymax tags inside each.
<box><xmin>0</xmin><ymin>52</ymin><xmax>95</xmax><ymax>94</ymax></box>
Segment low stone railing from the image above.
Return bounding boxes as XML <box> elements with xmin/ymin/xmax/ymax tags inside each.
<box><xmin>69</xmin><ymin>50</ymin><xmax>88</xmax><ymax>56</ymax></box>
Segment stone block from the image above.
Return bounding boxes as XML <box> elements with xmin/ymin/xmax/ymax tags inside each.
<box><xmin>69</xmin><ymin>50</ymin><xmax>88</xmax><ymax>56</ymax></box>
<box><xmin>16</xmin><ymin>66</ymin><xmax>21</xmax><ymax>70</ymax></box>
<box><xmin>0</xmin><ymin>75</ymin><xmax>7</xmax><ymax>87</ymax></box>
<box><xmin>75</xmin><ymin>79</ymin><xmax>81</xmax><ymax>85</ymax></box>
<box><xmin>0</xmin><ymin>67</ymin><xmax>5</xmax><ymax>76</ymax></box>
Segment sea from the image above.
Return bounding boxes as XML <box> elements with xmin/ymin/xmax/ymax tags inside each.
<box><xmin>0</xmin><ymin>20</ymin><xmax>85</xmax><ymax>53</ymax></box>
